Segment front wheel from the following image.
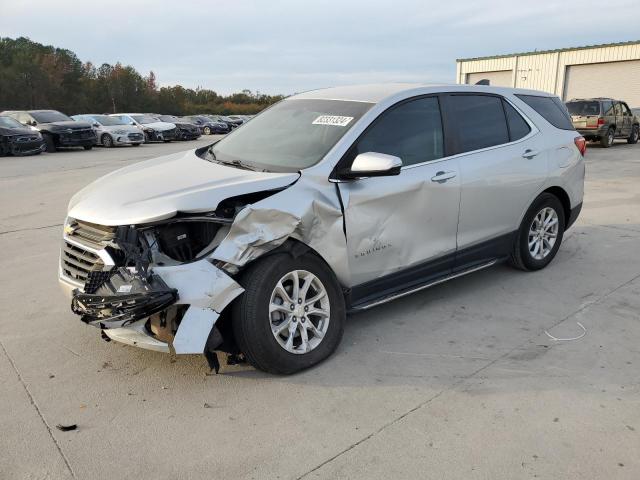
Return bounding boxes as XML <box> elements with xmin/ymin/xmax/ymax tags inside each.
<box><xmin>101</xmin><ymin>134</ymin><xmax>114</xmax><ymax>148</ymax></box>
<box><xmin>628</xmin><ymin>125</ymin><xmax>639</xmax><ymax>144</ymax></box>
<box><xmin>232</xmin><ymin>252</ymin><xmax>345</xmax><ymax>374</ymax></box>
<box><xmin>43</xmin><ymin>134</ymin><xmax>56</xmax><ymax>152</ymax></box>
<box><xmin>83</xmin><ymin>145</ymin><xmax>93</xmax><ymax>151</ymax></box>
<box><xmin>203</xmin><ymin>126</ymin><xmax>211</xmax><ymax>135</ymax></box>
<box><xmin>509</xmin><ymin>193</ymin><xmax>565</xmax><ymax>271</ymax></box>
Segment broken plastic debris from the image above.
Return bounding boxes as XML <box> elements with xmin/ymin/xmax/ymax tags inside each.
<box><xmin>56</xmin><ymin>424</ymin><xmax>77</xmax><ymax>432</ymax></box>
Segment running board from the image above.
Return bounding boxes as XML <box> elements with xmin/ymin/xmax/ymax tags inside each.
<box><xmin>350</xmin><ymin>260</ymin><xmax>497</xmax><ymax>311</ymax></box>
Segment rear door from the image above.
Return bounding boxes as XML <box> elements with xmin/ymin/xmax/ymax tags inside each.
<box><xmin>614</xmin><ymin>102</ymin><xmax>625</xmax><ymax>136</ymax></box>
<box><xmin>442</xmin><ymin>93</ymin><xmax>547</xmax><ymax>269</ymax></box>
<box><xmin>338</xmin><ymin>96</ymin><xmax>460</xmax><ymax>294</ymax></box>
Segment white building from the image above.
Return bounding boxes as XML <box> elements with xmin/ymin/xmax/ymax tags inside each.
<box><xmin>456</xmin><ymin>40</ymin><xmax>640</xmax><ymax>107</ymax></box>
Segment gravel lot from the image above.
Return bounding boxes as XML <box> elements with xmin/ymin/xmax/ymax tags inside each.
<box><xmin>1</xmin><ymin>137</ymin><xmax>639</xmax><ymax>480</ymax></box>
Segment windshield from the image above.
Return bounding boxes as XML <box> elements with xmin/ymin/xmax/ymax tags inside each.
<box><xmin>31</xmin><ymin>111</ymin><xmax>72</xmax><ymax>123</ymax></box>
<box><xmin>207</xmin><ymin>99</ymin><xmax>373</xmax><ymax>172</ymax></box>
<box><xmin>90</xmin><ymin>115</ymin><xmax>127</xmax><ymax>126</ymax></box>
<box><xmin>132</xmin><ymin>115</ymin><xmax>159</xmax><ymax>124</ymax></box>
<box><xmin>0</xmin><ymin>116</ymin><xmax>25</xmax><ymax>129</ymax></box>
<box><xmin>566</xmin><ymin>101</ymin><xmax>601</xmax><ymax>116</ymax></box>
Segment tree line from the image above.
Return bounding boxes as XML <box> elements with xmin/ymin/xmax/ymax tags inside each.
<box><xmin>0</xmin><ymin>37</ymin><xmax>285</xmax><ymax>116</ymax></box>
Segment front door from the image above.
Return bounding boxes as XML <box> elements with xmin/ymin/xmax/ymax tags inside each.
<box><xmin>337</xmin><ymin>96</ymin><xmax>460</xmax><ymax>299</ymax></box>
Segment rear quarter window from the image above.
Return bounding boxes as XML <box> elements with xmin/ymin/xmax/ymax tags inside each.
<box><xmin>516</xmin><ymin>94</ymin><xmax>574</xmax><ymax>130</ymax></box>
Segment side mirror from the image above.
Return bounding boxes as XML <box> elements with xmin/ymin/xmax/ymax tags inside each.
<box><xmin>130</xmin><ymin>121</ymin><xmax>136</xmax><ymax>125</ymax></box>
<box><xmin>28</xmin><ymin>120</ymin><xmax>37</xmax><ymax>126</ymax></box>
<box><xmin>339</xmin><ymin>152</ymin><xmax>402</xmax><ymax>179</ymax></box>
<box><xmin>93</xmin><ymin>122</ymin><xmax>100</xmax><ymax>128</ymax></box>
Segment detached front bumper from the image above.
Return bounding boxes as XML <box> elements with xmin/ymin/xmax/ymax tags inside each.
<box><xmin>60</xmin><ymin>259</ymin><xmax>244</xmax><ymax>355</ymax></box>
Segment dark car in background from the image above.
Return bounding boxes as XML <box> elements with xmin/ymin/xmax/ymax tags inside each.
<box><xmin>155</xmin><ymin>115</ymin><xmax>201</xmax><ymax>140</ymax></box>
<box><xmin>0</xmin><ymin>115</ymin><xmax>46</xmax><ymax>156</ymax></box>
<box><xmin>181</xmin><ymin>115</ymin><xmax>229</xmax><ymax>135</ymax></box>
<box><xmin>565</xmin><ymin>98</ymin><xmax>639</xmax><ymax>147</ymax></box>
<box><xmin>205</xmin><ymin>114</ymin><xmax>243</xmax><ymax>130</ymax></box>
<box><xmin>1</xmin><ymin>110</ymin><xmax>97</xmax><ymax>152</ymax></box>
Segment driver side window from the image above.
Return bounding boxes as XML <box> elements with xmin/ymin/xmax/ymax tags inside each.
<box><xmin>349</xmin><ymin>97</ymin><xmax>444</xmax><ymax>167</ymax></box>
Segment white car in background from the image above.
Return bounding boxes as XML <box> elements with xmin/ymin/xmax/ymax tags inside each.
<box><xmin>72</xmin><ymin>114</ymin><xmax>144</xmax><ymax>147</ymax></box>
<box><xmin>110</xmin><ymin>113</ymin><xmax>177</xmax><ymax>143</ymax></box>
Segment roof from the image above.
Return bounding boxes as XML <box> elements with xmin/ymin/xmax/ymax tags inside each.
<box><xmin>291</xmin><ymin>83</ymin><xmax>552</xmax><ymax>104</ymax></box>
<box><xmin>457</xmin><ymin>39</ymin><xmax>640</xmax><ymax>63</ymax></box>
<box><xmin>292</xmin><ymin>83</ymin><xmax>434</xmax><ymax>103</ymax></box>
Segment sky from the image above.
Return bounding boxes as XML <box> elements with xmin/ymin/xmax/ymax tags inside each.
<box><xmin>1</xmin><ymin>0</ymin><xmax>638</xmax><ymax>96</ymax></box>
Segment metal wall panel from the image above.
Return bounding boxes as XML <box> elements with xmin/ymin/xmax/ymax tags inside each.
<box><xmin>564</xmin><ymin>60</ymin><xmax>640</xmax><ymax>107</ymax></box>
<box><xmin>457</xmin><ymin>42</ymin><xmax>640</xmax><ymax>101</ymax></box>
<box><xmin>466</xmin><ymin>70</ymin><xmax>513</xmax><ymax>86</ymax></box>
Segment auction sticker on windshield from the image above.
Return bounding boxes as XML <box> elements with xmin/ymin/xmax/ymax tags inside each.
<box><xmin>312</xmin><ymin>115</ymin><xmax>353</xmax><ymax>127</ymax></box>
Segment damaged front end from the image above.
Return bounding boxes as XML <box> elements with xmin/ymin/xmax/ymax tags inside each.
<box><xmin>60</xmin><ymin>212</ymin><xmax>246</xmax><ymax>369</ymax></box>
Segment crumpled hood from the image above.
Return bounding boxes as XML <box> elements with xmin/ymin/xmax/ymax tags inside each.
<box><xmin>67</xmin><ymin>149</ymin><xmax>300</xmax><ymax>226</ymax></box>
<box><xmin>100</xmin><ymin>124</ymin><xmax>141</xmax><ymax>134</ymax></box>
<box><xmin>142</xmin><ymin>121</ymin><xmax>175</xmax><ymax>131</ymax></box>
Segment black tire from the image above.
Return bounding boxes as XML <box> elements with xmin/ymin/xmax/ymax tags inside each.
<box><xmin>509</xmin><ymin>193</ymin><xmax>565</xmax><ymax>271</ymax></box>
<box><xmin>83</xmin><ymin>145</ymin><xmax>93</xmax><ymax>151</ymax></box>
<box><xmin>101</xmin><ymin>134</ymin><xmax>114</xmax><ymax>148</ymax></box>
<box><xmin>232</xmin><ymin>252</ymin><xmax>346</xmax><ymax>374</ymax></box>
<box><xmin>163</xmin><ymin>139</ymin><xmax>171</xmax><ymax>143</ymax></box>
<box><xmin>600</xmin><ymin>127</ymin><xmax>614</xmax><ymax>148</ymax></box>
<box><xmin>132</xmin><ymin>143</ymin><xmax>141</xmax><ymax>147</ymax></box>
<box><xmin>43</xmin><ymin>134</ymin><xmax>56</xmax><ymax>153</ymax></box>
<box><xmin>203</xmin><ymin>126</ymin><xmax>211</xmax><ymax>135</ymax></box>
<box><xmin>628</xmin><ymin>125</ymin><xmax>639</xmax><ymax>144</ymax></box>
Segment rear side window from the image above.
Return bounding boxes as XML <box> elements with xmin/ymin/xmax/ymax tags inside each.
<box><xmin>516</xmin><ymin>94</ymin><xmax>574</xmax><ymax>130</ymax></box>
<box><xmin>351</xmin><ymin>96</ymin><xmax>444</xmax><ymax>167</ymax></box>
<box><xmin>503</xmin><ymin>101</ymin><xmax>531</xmax><ymax>141</ymax></box>
<box><xmin>446</xmin><ymin>95</ymin><xmax>509</xmax><ymax>153</ymax></box>
<box><xmin>602</xmin><ymin>101</ymin><xmax>614</xmax><ymax>116</ymax></box>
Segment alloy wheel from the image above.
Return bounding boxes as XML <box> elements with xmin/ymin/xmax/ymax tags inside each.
<box><xmin>269</xmin><ymin>270</ymin><xmax>330</xmax><ymax>354</ymax></box>
<box><xmin>528</xmin><ymin>207</ymin><xmax>559</xmax><ymax>260</ymax></box>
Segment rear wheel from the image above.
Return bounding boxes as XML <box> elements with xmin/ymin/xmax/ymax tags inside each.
<box><xmin>83</xmin><ymin>145</ymin><xmax>93</xmax><ymax>151</ymax></box>
<box><xmin>43</xmin><ymin>134</ymin><xmax>56</xmax><ymax>152</ymax></box>
<box><xmin>101</xmin><ymin>134</ymin><xmax>114</xmax><ymax>148</ymax></box>
<box><xmin>203</xmin><ymin>126</ymin><xmax>211</xmax><ymax>135</ymax></box>
<box><xmin>132</xmin><ymin>143</ymin><xmax>141</xmax><ymax>147</ymax></box>
<box><xmin>509</xmin><ymin>193</ymin><xmax>565</xmax><ymax>271</ymax></box>
<box><xmin>600</xmin><ymin>127</ymin><xmax>615</xmax><ymax>147</ymax></box>
<box><xmin>232</xmin><ymin>252</ymin><xmax>345</xmax><ymax>374</ymax></box>
<box><xmin>628</xmin><ymin>125</ymin><xmax>639</xmax><ymax>144</ymax></box>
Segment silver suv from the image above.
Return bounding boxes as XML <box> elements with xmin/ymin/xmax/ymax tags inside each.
<box><xmin>60</xmin><ymin>84</ymin><xmax>585</xmax><ymax>374</ymax></box>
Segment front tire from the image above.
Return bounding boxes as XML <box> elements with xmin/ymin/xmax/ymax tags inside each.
<box><xmin>628</xmin><ymin>125</ymin><xmax>639</xmax><ymax>144</ymax></box>
<box><xmin>600</xmin><ymin>127</ymin><xmax>615</xmax><ymax>147</ymax></box>
<box><xmin>101</xmin><ymin>134</ymin><xmax>114</xmax><ymax>148</ymax></box>
<box><xmin>83</xmin><ymin>145</ymin><xmax>93</xmax><ymax>151</ymax></box>
<box><xmin>203</xmin><ymin>126</ymin><xmax>211</xmax><ymax>135</ymax></box>
<box><xmin>43</xmin><ymin>134</ymin><xmax>56</xmax><ymax>153</ymax></box>
<box><xmin>232</xmin><ymin>252</ymin><xmax>345</xmax><ymax>374</ymax></box>
<box><xmin>509</xmin><ymin>193</ymin><xmax>565</xmax><ymax>271</ymax></box>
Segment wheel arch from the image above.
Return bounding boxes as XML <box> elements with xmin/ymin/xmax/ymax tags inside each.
<box><xmin>541</xmin><ymin>186</ymin><xmax>571</xmax><ymax>224</ymax></box>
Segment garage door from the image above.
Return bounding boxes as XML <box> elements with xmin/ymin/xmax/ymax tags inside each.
<box><xmin>466</xmin><ymin>70</ymin><xmax>513</xmax><ymax>87</ymax></box>
<box><xmin>564</xmin><ymin>60</ymin><xmax>640</xmax><ymax>108</ymax></box>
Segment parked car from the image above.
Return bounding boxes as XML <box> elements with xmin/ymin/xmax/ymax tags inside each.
<box><xmin>0</xmin><ymin>115</ymin><xmax>46</xmax><ymax>156</ymax></box>
<box><xmin>181</xmin><ymin>115</ymin><xmax>229</xmax><ymax>135</ymax></box>
<box><xmin>72</xmin><ymin>114</ymin><xmax>144</xmax><ymax>147</ymax></box>
<box><xmin>1</xmin><ymin>110</ymin><xmax>96</xmax><ymax>152</ymax></box>
<box><xmin>155</xmin><ymin>115</ymin><xmax>201</xmax><ymax>140</ymax></box>
<box><xmin>110</xmin><ymin>114</ymin><xmax>176</xmax><ymax>143</ymax></box>
<box><xmin>565</xmin><ymin>98</ymin><xmax>639</xmax><ymax>147</ymax></box>
<box><xmin>206</xmin><ymin>114</ymin><xmax>242</xmax><ymax>130</ymax></box>
<box><xmin>61</xmin><ymin>84</ymin><xmax>584</xmax><ymax>374</ymax></box>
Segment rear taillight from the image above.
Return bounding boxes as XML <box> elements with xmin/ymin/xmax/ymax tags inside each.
<box><xmin>574</xmin><ymin>136</ymin><xmax>586</xmax><ymax>156</ymax></box>
<box><xmin>597</xmin><ymin>117</ymin><xmax>605</xmax><ymax>126</ymax></box>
